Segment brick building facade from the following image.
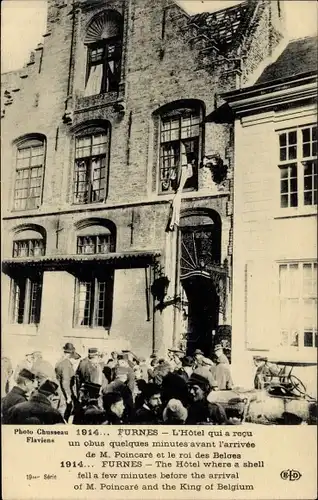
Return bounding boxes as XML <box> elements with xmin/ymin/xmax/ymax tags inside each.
<box><xmin>1</xmin><ymin>0</ymin><xmax>285</xmax><ymax>365</ymax></box>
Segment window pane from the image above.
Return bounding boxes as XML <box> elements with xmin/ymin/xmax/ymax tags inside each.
<box><xmin>288</xmin><ymin>145</ymin><xmax>297</xmax><ymax>160</ymax></box>
<box><xmin>290</xmin><ymin>193</ymin><xmax>298</xmax><ymax>207</ymax></box>
<box><xmin>29</xmin><ymin>278</ymin><xmax>42</xmax><ymax>324</ymax></box>
<box><xmin>12</xmin><ymin>279</ymin><xmax>26</xmax><ymax>324</ymax></box>
<box><xmin>73</xmin><ymin>160</ymin><xmax>89</xmax><ymax>203</ymax></box>
<box><xmin>289</xmin><ymin>131</ymin><xmax>297</xmax><ymax>145</ymax></box>
<box><xmin>77</xmin><ymin>281</ymin><xmax>92</xmax><ymax>326</ymax></box>
<box><xmin>303</xmin><ymin>143</ymin><xmax>311</xmax><ymax>158</ymax></box>
<box><xmin>279</xmin><ymin>133</ymin><xmax>286</xmax><ymax>147</ymax></box>
<box><xmin>280</xmin><ymin>147</ymin><xmax>287</xmax><ymax>161</ymax></box>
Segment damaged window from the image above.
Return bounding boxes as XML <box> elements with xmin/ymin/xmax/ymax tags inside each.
<box><xmin>159</xmin><ymin>108</ymin><xmax>202</xmax><ymax>193</ymax></box>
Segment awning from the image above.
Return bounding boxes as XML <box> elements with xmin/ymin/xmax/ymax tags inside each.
<box><xmin>2</xmin><ymin>251</ymin><xmax>161</xmax><ymax>272</ymax></box>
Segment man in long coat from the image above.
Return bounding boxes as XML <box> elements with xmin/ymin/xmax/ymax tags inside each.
<box><xmin>55</xmin><ymin>343</ymin><xmax>78</xmax><ymax>421</ymax></box>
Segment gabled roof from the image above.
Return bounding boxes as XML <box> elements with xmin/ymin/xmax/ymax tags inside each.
<box><xmin>188</xmin><ymin>2</ymin><xmax>249</xmax><ymax>51</ymax></box>
<box><xmin>256</xmin><ymin>36</ymin><xmax>318</xmax><ymax>85</ymax></box>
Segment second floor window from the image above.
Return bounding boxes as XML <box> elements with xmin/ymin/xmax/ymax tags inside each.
<box><xmin>74</xmin><ymin>272</ymin><xmax>113</xmax><ymax>329</ymax></box>
<box><xmin>14</xmin><ymin>138</ymin><xmax>45</xmax><ymax>211</ymax></box>
<box><xmin>159</xmin><ymin>109</ymin><xmax>201</xmax><ymax>193</ymax></box>
<box><xmin>73</xmin><ymin>131</ymin><xmax>109</xmax><ymax>204</ymax></box>
<box><xmin>279</xmin><ymin>125</ymin><xmax>317</xmax><ymax>209</ymax></box>
<box><xmin>13</xmin><ymin>239</ymin><xmax>45</xmax><ymax>258</ymax></box>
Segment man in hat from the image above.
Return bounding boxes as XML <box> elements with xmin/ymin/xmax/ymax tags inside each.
<box><xmin>2</xmin><ymin>369</ymin><xmax>36</xmax><ymax>423</ymax></box>
<box><xmin>103</xmin><ymin>367</ymin><xmax>134</xmax><ymax>422</ymax></box>
<box><xmin>102</xmin><ymin>391</ymin><xmax>125</xmax><ymax>425</ymax></box>
<box><xmin>193</xmin><ymin>357</ymin><xmax>218</xmax><ymax>390</ymax></box>
<box><xmin>55</xmin><ymin>343</ymin><xmax>78</xmax><ymax>421</ymax></box>
<box><xmin>73</xmin><ymin>382</ymin><xmax>104</xmax><ymax>425</ymax></box>
<box><xmin>134</xmin><ymin>383</ymin><xmax>163</xmax><ymax>424</ymax></box>
<box><xmin>186</xmin><ymin>373</ymin><xmax>228</xmax><ymax>425</ymax></box>
<box><xmin>6</xmin><ymin>380</ymin><xmax>65</xmax><ymax>425</ymax></box>
<box><xmin>76</xmin><ymin>348</ymin><xmax>108</xmax><ymax>394</ymax></box>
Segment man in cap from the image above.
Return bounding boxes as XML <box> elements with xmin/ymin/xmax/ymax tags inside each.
<box><xmin>6</xmin><ymin>380</ymin><xmax>65</xmax><ymax>425</ymax></box>
<box><xmin>214</xmin><ymin>345</ymin><xmax>233</xmax><ymax>390</ymax></box>
<box><xmin>73</xmin><ymin>382</ymin><xmax>104</xmax><ymax>425</ymax></box>
<box><xmin>76</xmin><ymin>348</ymin><xmax>108</xmax><ymax>394</ymax></box>
<box><xmin>186</xmin><ymin>373</ymin><xmax>228</xmax><ymax>425</ymax></box>
<box><xmin>55</xmin><ymin>343</ymin><xmax>78</xmax><ymax>421</ymax></box>
<box><xmin>2</xmin><ymin>368</ymin><xmax>36</xmax><ymax>423</ymax></box>
<box><xmin>102</xmin><ymin>391</ymin><xmax>125</xmax><ymax>425</ymax></box>
<box><xmin>134</xmin><ymin>383</ymin><xmax>163</xmax><ymax>424</ymax></box>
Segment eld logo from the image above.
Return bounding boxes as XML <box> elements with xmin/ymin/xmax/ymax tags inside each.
<box><xmin>280</xmin><ymin>470</ymin><xmax>302</xmax><ymax>481</ymax></box>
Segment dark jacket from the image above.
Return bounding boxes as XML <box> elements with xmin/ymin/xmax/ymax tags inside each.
<box><xmin>73</xmin><ymin>401</ymin><xmax>105</xmax><ymax>425</ymax></box>
<box><xmin>5</xmin><ymin>391</ymin><xmax>65</xmax><ymax>425</ymax></box>
<box><xmin>103</xmin><ymin>411</ymin><xmax>123</xmax><ymax>425</ymax></box>
<box><xmin>134</xmin><ymin>404</ymin><xmax>162</xmax><ymax>425</ymax></box>
<box><xmin>161</xmin><ymin>372</ymin><xmax>189</xmax><ymax>407</ymax></box>
<box><xmin>1</xmin><ymin>386</ymin><xmax>28</xmax><ymax>423</ymax></box>
<box><xmin>186</xmin><ymin>400</ymin><xmax>228</xmax><ymax>425</ymax></box>
<box><xmin>76</xmin><ymin>358</ymin><xmax>108</xmax><ymax>393</ymax></box>
<box><xmin>55</xmin><ymin>357</ymin><xmax>76</xmax><ymax>401</ymax></box>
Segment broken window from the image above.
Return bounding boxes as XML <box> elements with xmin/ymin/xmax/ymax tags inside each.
<box><xmin>84</xmin><ymin>10</ymin><xmax>123</xmax><ymax>97</ymax></box>
<box><xmin>159</xmin><ymin>106</ymin><xmax>203</xmax><ymax>193</ymax></box>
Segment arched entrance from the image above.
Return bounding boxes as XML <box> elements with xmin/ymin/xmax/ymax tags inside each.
<box><xmin>179</xmin><ymin>209</ymin><xmax>225</xmax><ymax>356</ymax></box>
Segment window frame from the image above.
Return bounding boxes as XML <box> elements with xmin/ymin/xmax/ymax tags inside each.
<box><xmin>157</xmin><ymin>106</ymin><xmax>204</xmax><ymax>195</ymax></box>
<box><xmin>73</xmin><ymin>270</ymin><xmax>114</xmax><ymax>330</ymax></box>
<box><xmin>13</xmin><ymin>137</ymin><xmax>46</xmax><ymax>212</ymax></box>
<box><xmin>11</xmin><ymin>272</ymin><xmax>43</xmax><ymax>325</ymax></box>
<box><xmin>85</xmin><ymin>35</ymin><xmax>122</xmax><ymax>95</ymax></box>
<box><xmin>72</xmin><ymin>127</ymin><xmax>110</xmax><ymax>205</ymax></box>
<box><xmin>12</xmin><ymin>239</ymin><xmax>45</xmax><ymax>258</ymax></box>
<box><xmin>278</xmin><ymin>261</ymin><xmax>317</xmax><ymax>349</ymax></box>
<box><xmin>76</xmin><ymin>234</ymin><xmax>115</xmax><ymax>255</ymax></box>
<box><xmin>278</xmin><ymin>124</ymin><xmax>317</xmax><ymax>211</ymax></box>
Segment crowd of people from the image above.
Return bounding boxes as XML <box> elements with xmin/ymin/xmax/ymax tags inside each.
<box><xmin>1</xmin><ymin>344</ymin><xmax>237</xmax><ymax>425</ymax></box>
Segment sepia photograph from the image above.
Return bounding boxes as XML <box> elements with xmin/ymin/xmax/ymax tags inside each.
<box><xmin>1</xmin><ymin>0</ymin><xmax>317</xmax><ymax>432</ymax></box>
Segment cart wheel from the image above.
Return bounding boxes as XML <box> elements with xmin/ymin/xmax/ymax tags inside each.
<box><xmin>289</xmin><ymin>375</ymin><xmax>307</xmax><ymax>396</ymax></box>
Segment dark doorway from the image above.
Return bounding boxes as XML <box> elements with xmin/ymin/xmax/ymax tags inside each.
<box><xmin>181</xmin><ymin>274</ymin><xmax>219</xmax><ymax>357</ymax></box>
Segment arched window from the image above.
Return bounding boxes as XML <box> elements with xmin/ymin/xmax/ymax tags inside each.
<box><xmin>73</xmin><ymin>219</ymin><xmax>115</xmax><ymax>330</ymax></box>
<box><xmin>76</xmin><ymin>219</ymin><xmax>116</xmax><ymax>254</ymax></box>
<box><xmin>84</xmin><ymin>10</ymin><xmax>123</xmax><ymax>97</ymax></box>
<box><xmin>73</xmin><ymin>123</ymin><xmax>110</xmax><ymax>204</ymax></box>
<box><xmin>13</xmin><ymin>135</ymin><xmax>46</xmax><ymax>211</ymax></box>
<box><xmin>155</xmin><ymin>101</ymin><xmax>204</xmax><ymax>193</ymax></box>
<box><xmin>12</xmin><ymin>226</ymin><xmax>46</xmax><ymax>258</ymax></box>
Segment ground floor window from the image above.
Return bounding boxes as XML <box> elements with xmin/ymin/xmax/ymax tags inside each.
<box><xmin>279</xmin><ymin>261</ymin><xmax>317</xmax><ymax>348</ymax></box>
<box><xmin>74</xmin><ymin>270</ymin><xmax>113</xmax><ymax>329</ymax></box>
<box><xmin>11</xmin><ymin>273</ymin><xmax>43</xmax><ymax>324</ymax></box>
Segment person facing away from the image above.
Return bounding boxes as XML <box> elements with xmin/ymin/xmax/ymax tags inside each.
<box><xmin>5</xmin><ymin>380</ymin><xmax>65</xmax><ymax>425</ymax></box>
<box><xmin>76</xmin><ymin>348</ymin><xmax>108</xmax><ymax>393</ymax></box>
<box><xmin>55</xmin><ymin>343</ymin><xmax>79</xmax><ymax>421</ymax></box>
<box><xmin>2</xmin><ymin>369</ymin><xmax>36</xmax><ymax>423</ymax></box>
<box><xmin>213</xmin><ymin>345</ymin><xmax>233</xmax><ymax>391</ymax></box>
<box><xmin>163</xmin><ymin>398</ymin><xmax>188</xmax><ymax>425</ymax></box>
